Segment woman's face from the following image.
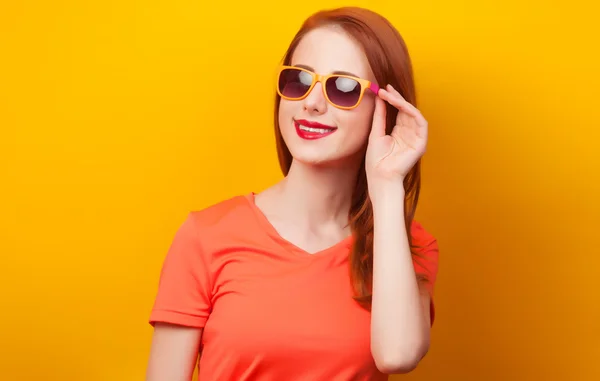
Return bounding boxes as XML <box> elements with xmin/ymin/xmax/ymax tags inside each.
<box><xmin>278</xmin><ymin>26</ymin><xmax>378</xmax><ymax>168</ymax></box>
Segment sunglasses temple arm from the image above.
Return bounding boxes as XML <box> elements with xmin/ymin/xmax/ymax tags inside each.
<box><xmin>369</xmin><ymin>83</ymin><xmax>380</xmax><ymax>95</ymax></box>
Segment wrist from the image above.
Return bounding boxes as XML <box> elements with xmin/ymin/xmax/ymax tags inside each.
<box><xmin>369</xmin><ymin>180</ymin><xmax>406</xmax><ymax>211</ymax></box>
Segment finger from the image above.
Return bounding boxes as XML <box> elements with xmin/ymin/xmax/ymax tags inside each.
<box><xmin>383</xmin><ymin>91</ymin><xmax>429</xmax><ymax>143</ymax></box>
<box><xmin>370</xmin><ymin>96</ymin><xmax>387</xmax><ymax>140</ymax></box>
<box><xmin>379</xmin><ymin>86</ymin><xmax>418</xmax><ymax>118</ymax></box>
<box><xmin>385</xmin><ymin>85</ymin><xmax>428</xmax><ymax>126</ymax></box>
<box><xmin>378</xmin><ymin>91</ymin><xmax>418</xmax><ymax>122</ymax></box>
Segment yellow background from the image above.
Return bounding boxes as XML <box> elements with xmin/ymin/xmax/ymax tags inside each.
<box><xmin>1</xmin><ymin>0</ymin><xmax>599</xmax><ymax>380</ymax></box>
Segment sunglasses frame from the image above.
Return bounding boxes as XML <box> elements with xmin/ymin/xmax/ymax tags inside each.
<box><xmin>276</xmin><ymin>65</ymin><xmax>380</xmax><ymax>110</ymax></box>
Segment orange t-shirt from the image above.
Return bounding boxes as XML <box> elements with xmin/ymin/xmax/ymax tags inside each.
<box><xmin>149</xmin><ymin>193</ymin><xmax>439</xmax><ymax>381</ymax></box>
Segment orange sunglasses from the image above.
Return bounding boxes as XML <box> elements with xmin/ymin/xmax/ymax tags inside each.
<box><xmin>276</xmin><ymin>65</ymin><xmax>380</xmax><ymax>110</ymax></box>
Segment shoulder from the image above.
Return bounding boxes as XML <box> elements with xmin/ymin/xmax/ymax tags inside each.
<box><xmin>410</xmin><ymin>219</ymin><xmax>438</xmax><ymax>249</ymax></box>
<box><xmin>411</xmin><ymin>220</ymin><xmax>440</xmax><ymax>278</ymax></box>
<box><xmin>180</xmin><ymin>193</ymin><xmax>255</xmax><ymax>243</ymax></box>
<box><xmin>410</xmin><ymin>220</ymin><xmax>440</xmax><ymax>294</ymax></box>
<box><xmin>189</xmin><ymin>194</ymin><xmax>251</xmax><ymax>226</ymax></box>
<box><xmin>165</xmin><ymin>194</ymin><xmax>254</xmax><ymax>263</ymax></box>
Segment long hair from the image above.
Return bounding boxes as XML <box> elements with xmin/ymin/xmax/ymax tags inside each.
<box><xmin>273</xmin><ymin>6</ymin><xmax>425</xmax><ymax>308</ymax></box>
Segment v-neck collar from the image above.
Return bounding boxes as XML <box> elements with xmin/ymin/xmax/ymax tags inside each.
<box><xmin>243</xmin><ymin>192</ymin><xmax>354</xmax><ymax>258</ymax></box>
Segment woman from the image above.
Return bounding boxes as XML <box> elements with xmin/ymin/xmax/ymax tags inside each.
<box><xmin>146</xmin><ymin>6</ymin><xmax>439</xmax><ymax>381</ymax></box>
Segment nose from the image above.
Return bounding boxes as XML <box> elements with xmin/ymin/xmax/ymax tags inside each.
<box><xmin>302</xmin><ymin>82</ymin><xmax>328</xmax><ymax>114</ymax></box>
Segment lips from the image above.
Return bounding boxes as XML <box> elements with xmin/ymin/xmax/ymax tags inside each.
<box><xmin>294</xmin><ymin>119</ymin><xmax>337</xmax><ymax>140</ymax></box>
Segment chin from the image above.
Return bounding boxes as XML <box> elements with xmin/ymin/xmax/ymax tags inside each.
<box><xmin>289</xmin><ymin>148</ymin><xmax>337</xmax><ymax>167</ymax></box>
<box><xmin>281</xmin><ymin>127</ymin><xmax>367</xmax><ymax>169</ymax></box>
<box><xmin>290</xmin><ymin>147</ymin><xmax>365</xmax><ymax>169</ymax></box>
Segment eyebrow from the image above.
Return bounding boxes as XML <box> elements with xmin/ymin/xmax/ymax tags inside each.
<box><xmin>294</xmin><ymin>64</ymin><xmax>360</xmax><ymax>78</ymax></box>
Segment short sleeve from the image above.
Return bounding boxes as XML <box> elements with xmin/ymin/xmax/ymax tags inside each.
<box><xmin>149</xmin><ymin>213</ymin><xmax>213</xmax><ymax>328</ymax></box>
<box><xmin>410</xmin><ymin>220</ymin><xmax>439</xmax><ymax>325</ymax></box>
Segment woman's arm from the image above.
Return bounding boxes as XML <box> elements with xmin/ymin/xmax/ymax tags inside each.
<box><xmin>145</xmin><ymin>323</ymin><xmax>203</xmax><ymax>381</ymax></box>
<box><xmin>369</xmin><ymin>185</ymin><xmax>431</xmax><ymax>374</ymax></box>
<box><xmin>366</xmin><ymin>85</ymin><xmax>434</xmax><ymax>374</ymax></box>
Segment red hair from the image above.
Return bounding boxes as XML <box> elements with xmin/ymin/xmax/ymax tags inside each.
<box><xmin>273</xmin><ymin>6</ymin><xmax>425</xmax><ymax>307</ymax></box>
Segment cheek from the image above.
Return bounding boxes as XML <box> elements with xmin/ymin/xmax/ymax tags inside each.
<box><xmin>277</xmin><ymin>101</ymin><xmax>298</xmax><ymax>146</ymax></box>
<box><xmin>278</xmin><ymin>100</ymin><xmax>295</xmax><ymax>127</ymax></box>
<box><xmin>341</xmin><ymin>100</ymin><xmax>375</xmax><ymax>138</ymax></box>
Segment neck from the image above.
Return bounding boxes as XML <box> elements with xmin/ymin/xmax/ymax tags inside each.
<box><xmin>276</xmin><ymin>159</ymin><xmax>362</xmax><ymax>228</ymax></box>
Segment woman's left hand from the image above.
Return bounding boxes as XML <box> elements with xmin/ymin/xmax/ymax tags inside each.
<box><xmin>365</xmin><ymin>84</ymin><xmax>428</xmax><ymax>189</ymax></box>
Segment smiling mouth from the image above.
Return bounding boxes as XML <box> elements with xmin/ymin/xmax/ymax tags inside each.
<box><xmin>298</xmin><ymin>125</ymin><xmax>334</xmax><ymax>134</ymax></box>
<box><xmin>293</xmin><ymin>119</ymin><xmax>337</xmax><ymax>140</ymax></box>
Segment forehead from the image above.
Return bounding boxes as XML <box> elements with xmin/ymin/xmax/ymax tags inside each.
<box><xmin>290</xmin><ymin>26</ymin><xmax>374</xmax><ymax>81</ymax></box>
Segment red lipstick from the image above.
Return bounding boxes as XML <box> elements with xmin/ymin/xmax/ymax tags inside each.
<box><xmin>294</xmin><ymin>119</ymin><xmax>337</xmax><ymax>140</ymax></box>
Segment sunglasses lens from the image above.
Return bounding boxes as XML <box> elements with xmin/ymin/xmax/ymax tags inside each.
<box><xmin>278</xmin><ymin>68</ymin><xmax>313</xmax><ymax>99</ymax></box>
<box><xmin>326</xmin><ymin>76</ymin><xmax>362</xmax><ymax>107</ymax></box>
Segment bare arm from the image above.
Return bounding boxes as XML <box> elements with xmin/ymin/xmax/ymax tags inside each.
<box><xmin>366</xmin><ymin>86</ymin><xmax>434</xmax><ymax>374</ymax></box>
<box><xmin>145</xmin><ymin>323</ymin><xmax>203</xmax><ymax>381</ymax></box>
<box><xmin>370</xmin><ymin>185</ymin><xmax>431</xmax><ymax>374</ymax></box>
